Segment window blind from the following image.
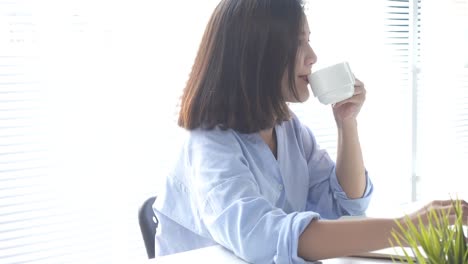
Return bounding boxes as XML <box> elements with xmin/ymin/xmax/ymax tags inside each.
<box><xmin>1</xmin><ymin>0</ymin><xmax>220</xmax><ymax>263</ymax></box>
<box><xmin>416</xmin><ymin>0</ymin><xmax>468</xmax><ymax>200</ymax></box>
<box><xmin>0</xmin><ymin>1</ymin><xmax>150</xmax><ymax>263</ymax></box>
<box><xmin>0</xmin><ymin>1</ymin><xmax>65</xmax><ymax>263</ymax></box>
<box><xmin>370</xmin><ymin>0</ymin><xmax>415</xmax><ymax>205</ymax></box>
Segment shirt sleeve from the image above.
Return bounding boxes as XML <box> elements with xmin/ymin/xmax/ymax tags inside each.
<box><xmin>188</xmin><ymin>130</ymin><xmax>319</xmax><ymax>264</ymax></box>
<box><xmin>300</xmin><ymin>124</ymin><xmax>373</xmax><ymax>219</ymax></box>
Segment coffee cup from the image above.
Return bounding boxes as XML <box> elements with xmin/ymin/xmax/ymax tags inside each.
<box><xmin>307</xmin><ymin>62</ymin><xmax>355</xmax><ymax>105</ymax></box>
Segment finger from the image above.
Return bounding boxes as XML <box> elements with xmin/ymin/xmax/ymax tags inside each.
<box><xmin>449</xmin><ymin>199</ymin><xmax>468</xmax><ymax>211</ymax></box>
<box><xmin>428</xmin><ymin>203</ymin><xmax>468</xmax><ymax>222</ymax></box>
<box><xmin>428</xmin><ymin>203</ymin><xmax>458</xmax><ymax>213</ymax></box>
<box><xmin>353</xmin><ymin>85</ymin><xmax>366</xmax><ymax>96</ymax></box>
<box><xmin>447</xmin><ymin>213</ymin><xmax>468</xmax><ymax>225</ymax></box>
<box><xmin>354</xmin><ymin>79</ymin><xmax>364</xmax><ymax>87</ymax></box>
<box><xmin>462</xmin><ymin>202</ymin><xmax>468</xmax><ymax>220</ymax></box>
<box><xmin>431</xmin><ymin>199</ymin><xmax>468</xmax><ymax>210</ymax></box>
<box><xmin>333</xmin><ymin>99</ymin><xmax>352</xmax><ymax>109</ymax></box>
<box><xmin>460</xmin><ymin>199</ymin><xmax>468</xmax><ymax>207</ymax></box>
<box><xmin>430</xmin><ymin>200</ymin><xmax>454</xmax><ymax>207</ymax></box>
<box><xmin>333</xmin><ymin>93</ymin><xmax>365</xmax><ymax>108</ymax></box>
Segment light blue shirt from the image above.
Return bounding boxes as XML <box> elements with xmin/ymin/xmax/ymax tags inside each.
<box><xmin>153</xmin><ymin>113</ymin><xmax>373</xmax><ymax>263</ymax></box>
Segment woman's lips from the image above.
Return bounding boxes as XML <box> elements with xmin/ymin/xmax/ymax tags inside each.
<box><xmin>298</xmin><ymin>75</ymin><xmax>309</xmax><ymax>83</ymax></box>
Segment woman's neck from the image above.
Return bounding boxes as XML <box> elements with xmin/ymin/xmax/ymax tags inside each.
<box><xmin>259</xmin><ymin>127</ymin><xmax>277</xmax><ymax>158</ymax></box>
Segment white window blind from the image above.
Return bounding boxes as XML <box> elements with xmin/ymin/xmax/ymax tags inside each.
<box><xmin>0</xmin><ymin>1</ymin><xmax>66</xmax><ymax>263</ymax></box>
<box><xmin>416</xmin><ymin>0</ymin><xmax>468</xmax><ymax>200</ymax></box>
<box><xmin>1</xmin><ymin>0</ymin><xmax>220</xmax><ymax>263</ymax></box>
<box><xmin>1</xmin><ymin>0</ymin><xmax>161</xmax><ymax>263</ymax></box>
<box><xmin>377</xmin><ymin>0</ymin><xmax>417</xmax><ymax>204</ymax></box>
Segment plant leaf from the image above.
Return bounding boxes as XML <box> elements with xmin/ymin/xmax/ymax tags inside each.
<box><xmin>390</xmin><ymin>199</ymin><xmax>468</xmax><ymax>264</ymax></box>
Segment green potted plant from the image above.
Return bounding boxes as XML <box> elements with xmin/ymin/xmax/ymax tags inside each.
<box><xmin>390</xmin><ymin>199</ymin><xmax>468</xmax><ymax>263</ymax></box>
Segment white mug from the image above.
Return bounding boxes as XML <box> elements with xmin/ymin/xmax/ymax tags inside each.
<box><xmin>307</xmin><ymin>62</ymin><xmax>355</xmax><ymax>105</ymax></box>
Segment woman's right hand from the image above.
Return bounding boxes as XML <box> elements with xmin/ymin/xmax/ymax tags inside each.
<box><xmin>401</xmin><ymin>199</ymin><xmax>468</xmax><ymax>226</ymax></box>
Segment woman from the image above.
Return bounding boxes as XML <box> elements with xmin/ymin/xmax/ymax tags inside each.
<box><xmin>153</xmin><ymin>0</ymin><xmax>467</xmax><ymax>262</ymax></box>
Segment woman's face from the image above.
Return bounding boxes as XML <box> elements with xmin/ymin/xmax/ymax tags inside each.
<box><xmin>282</xmin><ymin>16</ymin><xmax>317</xmax><ymax>103</ymax></box>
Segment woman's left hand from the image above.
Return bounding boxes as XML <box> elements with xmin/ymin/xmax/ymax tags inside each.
<box><xmin>332</xmin><ymin>78</ymin><xmax>366</xmax><ymax>124</ymax></box>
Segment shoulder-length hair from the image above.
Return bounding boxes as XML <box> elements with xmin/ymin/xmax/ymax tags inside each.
<box><xmin>178</xmin><ymin>0</ymin><xmax>304</xmax><ymax>133</ymax></box>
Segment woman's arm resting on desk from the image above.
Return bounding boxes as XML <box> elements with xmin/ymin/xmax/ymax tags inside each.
<box><xmin>298</xmin><ymin>217</ymin><xmax>396</xmax><ymax>261</ymax></box>
<box><xmin>298</xmin><ymin>199</ymin><xmax>468</xmax><ymax>261</ymax></box>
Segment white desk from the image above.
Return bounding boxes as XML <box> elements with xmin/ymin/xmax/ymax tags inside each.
<box><xmin>151</xmin><ymin>245</ymin><xmax>395</xmax><ymax>264</ymax></box>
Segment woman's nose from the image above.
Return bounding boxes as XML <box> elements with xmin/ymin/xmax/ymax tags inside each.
<box><xmin>306</xmin><ymin>48</ymin><xmax>317</xmax><ymax>66</ymax></box>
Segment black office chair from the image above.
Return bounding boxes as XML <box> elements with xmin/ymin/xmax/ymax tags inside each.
<box><xmin>138</xmin><ymin>196</ymin><xmax>158</xmax><ymax>259</ymax></box>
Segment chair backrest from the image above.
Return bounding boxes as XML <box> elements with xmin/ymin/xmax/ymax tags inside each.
<box><xmin>138</xmin><ymin>196</ymin><xmax>158</xmax><ymax>259</ymax></box>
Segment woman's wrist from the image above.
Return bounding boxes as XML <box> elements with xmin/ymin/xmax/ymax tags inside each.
<box><xmin>336</xmin><ymin>118</ymin><xmax>358</xmax><ymax>130</ymax></box>
<box><xmin>337</xmin><ymin>119</ymin><xmax>359</xmax><ymax>142</ymax></box>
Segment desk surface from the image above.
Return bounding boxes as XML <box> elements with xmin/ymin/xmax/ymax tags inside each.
<box><xmin>152</xmin><ymin>245</ymin><xmax>395</xmax><ymax>264</ymax></box>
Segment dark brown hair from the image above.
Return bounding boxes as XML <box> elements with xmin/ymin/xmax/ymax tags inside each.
<box><xmin>178</xmin><ymin>0</ymin><xmax>304</xmax><ymax>133</ymax></box>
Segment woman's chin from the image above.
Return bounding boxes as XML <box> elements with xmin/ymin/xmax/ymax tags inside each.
<box><xmin>300</xmin><ymin>91</ymin><xmax>310</xmax><ymax>102</ymax></box>
<box><xmin>296</xmin><ymin>90</ymin><xmax>310</xmax><ymax>103</ymax></box>
<box><xmin>284</xmin><ymin>88</ymin><xmax>310</xmax><ymax>103</ymax></box>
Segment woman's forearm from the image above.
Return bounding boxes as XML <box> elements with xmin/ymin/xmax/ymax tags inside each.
<box><xmin>336</xmin><ymin>119</ymin><xmax>366</xmax><ymax>198</ymax></box>
<box><xmin>298</xmin><ymin>217</ymin><xmax>398</xmax><ymax>261</ymax></box>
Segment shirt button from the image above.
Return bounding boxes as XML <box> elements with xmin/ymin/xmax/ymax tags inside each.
<box><xmin>278</xmin><ymin>184</ymin><xmax>283</xmax><ymax>191</ymax></box>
